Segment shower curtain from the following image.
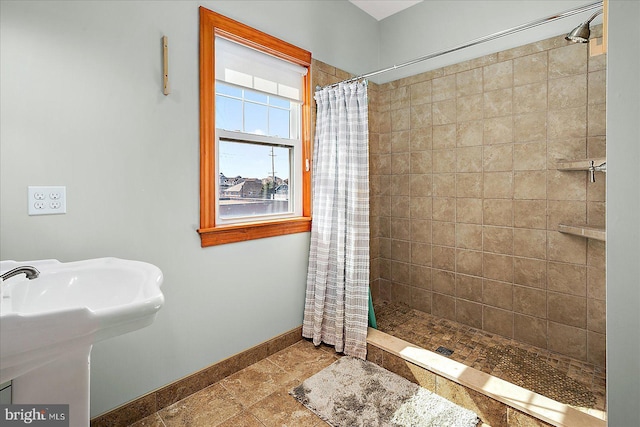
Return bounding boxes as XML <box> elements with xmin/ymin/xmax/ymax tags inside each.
<box><xmin>302</xmin><ymin>81</ymin><xmax>370</xmax><ymax>359</ymax></box>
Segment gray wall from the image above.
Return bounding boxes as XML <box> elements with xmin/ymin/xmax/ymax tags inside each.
<box><xmin>606</xmin><ymin>1</ymin><xmax>640</xmax><ymax>425</ymax></box>
<box><xmin>1</xmin><ymin>0</ymin><xmax>638</xmax><ymax>423</ymax></box>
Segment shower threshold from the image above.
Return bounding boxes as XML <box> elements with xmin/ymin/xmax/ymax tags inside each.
<box><xmin>366</xmin><ymin>302</ymin><xmax>606</xmax><ymax>427</ymax></box>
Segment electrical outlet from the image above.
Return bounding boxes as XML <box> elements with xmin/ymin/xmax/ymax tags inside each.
<box><xmin>28</xmin><ymin>186</ymin><xmax>66</xmax><ymax>215</ymax></box>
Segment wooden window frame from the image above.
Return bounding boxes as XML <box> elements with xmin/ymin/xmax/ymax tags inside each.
<box><xmin>198</xmin><ymin>7</ymin><xmax>312</xmax><ymax>247</ymax></box>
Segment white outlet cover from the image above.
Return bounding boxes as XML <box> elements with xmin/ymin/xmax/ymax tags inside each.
<box><xmin>28</xmin><ymin>186</ymin><xmax>66</xmax><ymax>215</ymax></box>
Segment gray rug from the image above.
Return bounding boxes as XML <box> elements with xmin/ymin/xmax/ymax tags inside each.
<box><xmin>290</xmin><ymin>357</ymin><xmax>479</xmax><ymax>427</ymax></box>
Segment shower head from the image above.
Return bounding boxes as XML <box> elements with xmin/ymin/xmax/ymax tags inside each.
<box><xmin>566</xmin><ymin>9</ymin><xmax>603</xmax><ymax>43</ymax></box>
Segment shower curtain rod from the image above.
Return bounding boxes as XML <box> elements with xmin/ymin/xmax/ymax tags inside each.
<box><xmin>318</xmin><ymin>1</ymin><xmax>602</xmax><ymax>90</ymax></box>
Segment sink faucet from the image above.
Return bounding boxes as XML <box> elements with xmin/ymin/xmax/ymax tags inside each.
<box><xmin>0</xmin><ymin>266</ymin><xmax>40</xmax><ymax>281</ymax></box>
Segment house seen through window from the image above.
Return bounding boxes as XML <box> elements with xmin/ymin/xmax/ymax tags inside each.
<box><xmin>199</xmin><ymin>7</ymin><xmax>312</xmax><ymax>246</ymax></box>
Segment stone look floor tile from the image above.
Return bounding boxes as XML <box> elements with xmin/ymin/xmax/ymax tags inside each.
<box><xmin>157</xmin><ymin>383</ymin><xmax>243</xmax><ymax>427</ymax></box>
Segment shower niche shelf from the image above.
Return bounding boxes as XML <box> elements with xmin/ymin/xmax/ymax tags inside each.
<box><xmin>559</xmin><ymin>224</ymin><xmax>606</xmax><ymax>241</ymax></box>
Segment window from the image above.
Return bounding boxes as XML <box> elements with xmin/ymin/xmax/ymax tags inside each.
<box><xmin>199</xmin><ymin>7</ymin><xmax>312</xmax><ymax>246</ymax></box>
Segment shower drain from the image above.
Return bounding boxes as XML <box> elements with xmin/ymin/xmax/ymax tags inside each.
<box><xmin>435</xmin><ymin>346</ymin><xmax>454</xmax><ymax>357</ymax></box>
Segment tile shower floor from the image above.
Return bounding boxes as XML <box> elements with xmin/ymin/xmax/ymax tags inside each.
<box><xmin>374</xmin><ymin>301</ymin><xmax>606</xmax><ymax>417</ymax></box>
<box><xmin>128</xmin><ymin>340</ymin><xmax>337</xmax><ymax>427</ymax></box>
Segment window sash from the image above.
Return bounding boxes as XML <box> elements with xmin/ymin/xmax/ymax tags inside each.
<box><xmin>215</xmin><ymin>129</ymin><xmax>303</xmax><ymax>226</ymax></box>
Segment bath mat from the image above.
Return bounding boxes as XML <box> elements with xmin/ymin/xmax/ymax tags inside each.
<box><xmin>290</xmin><ymin>357</ymin><xmax>479</xmax><ymax>427</ymax></box>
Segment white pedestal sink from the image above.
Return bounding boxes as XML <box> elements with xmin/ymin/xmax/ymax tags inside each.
<box><xmin>0</xmin><ymin>258</ymin><xmax>164</xmax><ymax>427</ymax></box>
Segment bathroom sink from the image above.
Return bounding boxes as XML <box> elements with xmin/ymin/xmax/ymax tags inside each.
<box><xmin>0</xmin><ymin>257</ymin><xmax>164</xmax><ymax>386</ymax></box>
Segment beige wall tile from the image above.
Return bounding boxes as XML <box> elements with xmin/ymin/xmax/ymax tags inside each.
<box><xmin>391</xmin><ymin>239</ymin><xmax>411</xmax><ymax>262</ymax></box>
<box><xmin>432</xmin><ymin>293</ymin><xmax>456</xmax><ymax>321</ymax></box>
<box><xmin>410</xmin><ymin>219</ymin><xmax>431</xmax><ymax>243</ymax></box>
<box><xmin>547</xmin><ymin>137</ymin><xmax>587</xmax><ymax>167</ymax></box>
<box><xmin>411</xmin><ymin>242</ymin><xmax>432</xmax><ymax>266</ymax></box>
<box><xmin>391</xmin><ymin>261</ymin><xmax>411</xmax><ymax>284</ymax></box>
<box><xmin>411</xmin><ymin>80</ymin><xmax>432</xmax><ymax>105</ymax></box>
<box><xmin>456</xmin><ymin>274</ymin><xmax>483</xmax><ymax>302</ymax></box>
<box><xmin>546</xmin><ymin>170</ymin><xmax>586</xmax><ymax>201</ymax></box>
<box><xmin>548</xmin><ymin>292</ymin><xmax>586</xmax><ymax>329</ymax></box>
<box><xmin>483</xmin><ymin>226</ymin><xmax>513</xmax><ymax>255</ymax></box>
<box><xmin>547</xmin><ymin>261</ymin><xmax>587</xmax><ymax>296</ymax></box>
<box><xmin>547</xmin><ymin>231</ymin><xmax>587</xmax><ymax>265</ymax></box>
<box><xmin>391</xmin><ymin>130</ymin><xmax>411</xmax><ymax>153</ymax></box>
<box><xmin>483</xmin><ymin>172</ymin><xmax>513</xmax><ymax>199</ymax></box>
<box><xmin>513</xmin><ymin>285</ymin><xmax>546</xmax><ymax>317</ymax></box>
<box><xmin>513</xmin><ymin>228</ymin><xmax>547</xmax><ymax>259</ymax></box>
<box><xmin>588</xmin><ymin>103</ymin><xmax>606</xmax><ymax>136</ymax></box>
<box><xmin>587</xmin><ymin>266</ymin><xmax>606</xmax><ymax>300</ymax></box>
<box><xmin>431</xmin><ymin>221</ymin><xmax>456</xmax><ymax>246</ymax></box>
<box><xmin>513</xmin><ymin>141</ymin><xmax>546</xmax><ymax>171</ymax></box>
<box><xmin>432</xmin><ymin>74</ymin><xmax>456</xmax><ymax>101</ymax></box>
<box><xmin>547</xmin><ymin>107</ymin><xmax>586</xmax><ymax>140</ymax></box>
<box><xmin>456</xmin><ymin>249</ymin><xmax>483</xmax><ymax>277</ymax></box>
<box><xmin>410</xmin><ymin>151</ymin><xmax>432</xmax><ymax>174</ymax></box>
<box><xmin>483</xmin><ymin>199</ymin><xmax>514</xmax><ymax>227</ymax></box>
<box><xmin>483</xmin><ymin>279</ymin><xmax>513</xmax><ymax>310</ymax></box>
<box><xmin>456</xmin><ymin>120</ymin><xmax>483</xmax><ymax>146</ymax></box>
<box><xmin>514</xmin><ymin>171</ymin><xmax>547</xmax><ymax>200</ymax></box>
<box><xmin>433</xmin><ymin>148</ymin><xmax>456</xmax><ymax>173</ymax></box>
<box><xmin>432</xmin><ymin>197</ymin><xmax>455</xmax><ymax>221</ymax></box>
<box><xmin>483</xmin><ymin>252</ymin><xmax>513</xmax><ymax>282</ymax></box>
<box><xmin>514</xmin><ymin>82</ymin><xmax>547</xmax><ymax>114</ymax></box>
<box><xmin>548</xmin><ymin>74</ymin><xmax>587</xmax><ymax>110</ymax></box>
<box><xmin>457</xmin><ymin>94</ymin><xmax>483</xmax><ymax>121</ymax></box>
<box><xmin>411</xmin><ymin>287</ymin><xmax>432</xmax><ymax>312</ymax></box>
<box><xmin>514</xmin><ymin>112</ymin><xmax>546</xmax><ymax>142</ymax></box>
<box><xmin>587</xmin><ymin>239</ymin><xmax>606</xmax><ymax>269</ymax></box>
<box><xmin>483</xmin><ymin>61</ymin><xmax>513</xmax><ymax>91</ymax></box>
<box><xmin>484</xmin><ymin>116</ymin><xmax>513</xmax><ymax>145</ymax></box>
<box><xmin>483</xmin><ymin>306</ymin><xmax>514</xmax><ymax>338</ymax></box>
<box><xmin>548</xmin><ymin>43</ymin><xmax>587</xmax><ymax>78</ymax></box>
<box><xmin>587</xmin><ymin>298</ymin><xmax>606</xmax><ymax>334</ymax></box>
<box><xmin>456</xmin><ymin>173</ymin><xmax>483</xmax><ymax>198</ymax></box>
<box><xmin>514</xmin><ymin>314</ymin><xmax>547</xmax><ymax>349</ymax></box>
<box><xmin>456</xmin><ymin>146</ymin><xmax>483</xmax><ymax>172</ymax></box>
<box><xmin>391</xmin><ymin>108</ymin><xmax>411</xmax><ymax>131</ymax></box>
<box><xmin>391</xmin><ymin>175</ymin><xmax>409</xmax><ymax>196</ymax></box>
<box><xmin>410</xmin><ymin>104</ymin><xmax>432</xmax><ymax>129</ymax></box>
<box><xmin>513</xmin><ymin>200</ymin><xmax>546</xmax><ymax>229</ymax></box>
<box><xmin>456</xmin><ymin>223</ymin><xmax>482</xmax><ymax>251</ymax></box>
<box><xmin>432</xmin><ymin>124</ymin><xmax>456</xmax><ymax>149</ymax></box>
<box><xmin>513</xmin><ymin>51</ymin><xmax>547</xmax><ymax>86</ymax></box>
<box><xmin>456</xmin><ymin>68</ymin><xmax>483</xmax><ymax>97</ymax></box>
<box><xmin>456</xmin><ymin>299</ymin><xmax>483</xmax><ymax>329</ymax></box>
<box><xmin>391</xmin><ymin>282</ymin><xmax>412</xmax><ymax>305</ymax></box>
<box><xmin>483</xmin><ymin>144</ymin><xmax>513</xmax><ymax>172</ymax></box>
<box><xmin>547</xmin><ymin>200</ymin><xmax>586</xmax><ymax>230</ymax></box>
<box><xmin>548</xmin><ymin>322</ymin><xmax>586</xmax><ymax>360</ymax></box>
<box><xmin>587</xmin><ymin>331</ymin><xmax>606</xmax><ymax>366</ymax></box>
<box><xmin>411</xmin><ymin>265</ymin><xmax>432</xmax><ymax>290</ymax></box>
<box><xmin>456</xmin><ymin>198</ymin><xmax>483</xmax><ymax>224</ymax></box>
<box><xmin>391</xmin><ymin>218</ymin><xmax>411</xmax><ymax>240</ymax></box>
<box><xmin>433</xmin><ymin>99</ymin><xmax>457</xmax><ymax>125</ymax></box>
<box><xmin>390</xmin><ymin>86</ymin><xmax>410</xmax><ymax>110</ymax></box>
<box><xmin>484</xmin><ymin>88</ymin><xmax>513</xmax><ymax>118</ymax></box>
<box><xmin>410</xmin><ymin>127</ymin><xmax>432</xmax><ymax>151</ymax></box>
<box><xmin>433</xmin><ymin>245</ymin><xmax>456</xmax><ymax>271</ymax></box>
<box><xmin>391</xmin><ymin>195</ymin><xmax>410</xmax><ymax>218</ymax></box>
<box><xmin>432</xmin><ymin>173</ymin><xmax>456</xmax><ymax>197</ymax></box>
<box><xmin>409</xmin><ymin>174</ymin><xmax>433</xmax><ymax>197</ymax></box>
<box><xmin>433</xmin><ymin>269</ymin><xmax>456</xmax><ymax>296</ymax></box>
<box><xmin>588</xmin><ymin>70</ymin><xmax>606</xmax><ymax>105</ymax></box>
<box><xmin>410</xmin><ymin>196</ymin><xmax>432</xmax><ymax>219</ymax></box>
<box><xmin>513</xmin><ymin>257</ymin><xmax>546</xmax><ymax>288</ymax></box>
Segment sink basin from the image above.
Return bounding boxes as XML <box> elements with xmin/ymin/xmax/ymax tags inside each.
<box><xmin>0</xmin><ymin>257</ymin><xmax>164</xmax><ymax>426</ymax></box>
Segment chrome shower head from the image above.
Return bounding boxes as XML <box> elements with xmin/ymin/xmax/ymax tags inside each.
<box><xmin>566</xmin><ymin>9</ymin><xmax>603</xmax><ymax>43</ymax></box>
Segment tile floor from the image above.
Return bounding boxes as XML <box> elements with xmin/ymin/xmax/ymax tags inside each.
<box><xmin>128</xmin><ymin>340</ymin><xmax>338</xmax><ymax>427</ymax></box>
<box><xmin>374</xmin><ymin>301</ymin><xmax>606</xmax><ymax>414</ymax></box>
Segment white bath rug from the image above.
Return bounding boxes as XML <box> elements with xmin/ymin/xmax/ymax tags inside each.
<box><xmin>290</xmin><ymin>356</ymin><xmax>479</xmax><ymax>427</ymax></box>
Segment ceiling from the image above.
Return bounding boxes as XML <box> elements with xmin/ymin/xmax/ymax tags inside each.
<box><xmin>349</xmin><ymin>0</ymin><xmax>423</xmax><ymax>21</ymax></box>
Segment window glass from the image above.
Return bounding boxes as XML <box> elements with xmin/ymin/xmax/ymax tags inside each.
<box><xmin>218</xmin><ymin>140</ymin><xmax>291</xmax><ymax>218</ymax></box>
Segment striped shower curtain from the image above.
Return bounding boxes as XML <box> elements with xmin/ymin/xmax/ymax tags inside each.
<box><xmin>302</xmin><ymin>81</ymin><xmax>370</xmax><ymax>359</ymax></box>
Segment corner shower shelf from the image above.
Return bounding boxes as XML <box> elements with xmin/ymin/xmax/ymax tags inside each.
<box><xmin>556</xmin><ymin>157</ymin><xmax>606</xmax><ymax>171</ymax></box>
<box><xmin>559</xmin><ymin>224</ymin><xmax>606</xmax><ymax>241</ymax></box>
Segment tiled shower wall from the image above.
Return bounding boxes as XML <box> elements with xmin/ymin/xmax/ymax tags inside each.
<box><xmin>367</xmin><ymin>30</ymin><xmax>606</xmax><ymax>366</ymax></box>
